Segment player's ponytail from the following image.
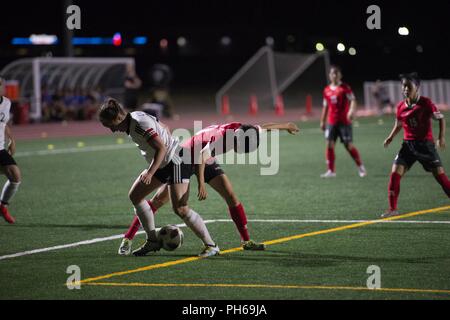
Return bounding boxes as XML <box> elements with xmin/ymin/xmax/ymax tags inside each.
<box><xmin>99</xmin><ymin>98</ymin><xmax>124</xmax><ymax>122</ymax></box>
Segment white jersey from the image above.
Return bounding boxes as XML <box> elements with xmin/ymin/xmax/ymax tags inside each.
<box><xmin>0</xmin><ymin>97</ymin><xmax>11</xmax><ymax>150</ymax></box>
<box><xmin>128</xmin><ymin>111</ymin><xmax>180</xmax><ymax>167</ymax></box>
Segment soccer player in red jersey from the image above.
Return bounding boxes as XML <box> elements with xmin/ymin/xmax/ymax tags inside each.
<box><xmin>382</xmin><ymin>73</ymin><xmax>449</xmax><ymax>217</ymax></box>
<box><xmin>118</xmin><ymin>121</ymin><xmax>299</xmax><ymax>255</ymax></box>
<box><xmin>320</xmin><ymin>65</ymin><xmax>366</xmax><ymax>178</ymax></box>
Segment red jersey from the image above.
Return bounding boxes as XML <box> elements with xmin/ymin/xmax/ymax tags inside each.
<box><xmin>396</xmin><ymin>96</ymin><xmax>443</xmax><ymax>141</ymax></box>
<box><xmin>323</xmin><ymin>83</ymin><xmax>355</xmax><ymax>125</ymax></box>
<box><xmin>181</xmin><ymin>122</ymin><xmax>242</xmax><ymax>162</ymax></box>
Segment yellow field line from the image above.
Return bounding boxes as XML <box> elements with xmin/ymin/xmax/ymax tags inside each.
<box><xmin>79</xmin><ymin>205</ymin><xmax>450</xmax><ymax>285</ymax></box>
<box><xmin>83</xmin><ymin>281</ymin><xmax>450</xmax><ymax>295</ymax></box>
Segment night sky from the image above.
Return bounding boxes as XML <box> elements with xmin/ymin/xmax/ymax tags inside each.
<box><xmin>1</xmin><ymin>0</ymin><xmax>450</xmax><ymax>85</ymax></box>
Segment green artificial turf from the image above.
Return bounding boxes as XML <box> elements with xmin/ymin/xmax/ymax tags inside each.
<box><xmin>0</xmin><ymin>115</ymin><xmax>449</xmax><ymax>300</ymax></box>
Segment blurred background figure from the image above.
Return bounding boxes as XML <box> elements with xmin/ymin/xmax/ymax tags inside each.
<box><xmin>372</xmin><ymin>80</ymin><xmax>394</xmax><ymax>115</ymax></box>
<box><xmin>141</xmin><ymin>64</ymin><xmax>176</xmax><ymax>120</ymax></box>
<box><xmin>42</xmin><ymin>89</ymin><xmax>66</xmax><ymax>122</ymax></box>
<box><xmin>123</xmin><ymin>63</ymin><xmax>142</xmax><ymax>111</ymax></box>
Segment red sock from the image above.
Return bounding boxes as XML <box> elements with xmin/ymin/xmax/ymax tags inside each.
<box><xmin>228</xmin><ymin>203</ymin><xmax>250</xmax><ymax>242</ymax></box>
<box><xmin>326</xmin><ymin>147</ymin><xmax>335</xmax><ymax>172</ymax></box>
<box><xmin>348</xmin><ymin>147</ymin><xmax>362</xmax><ymax>166</ymax></box>
<box><xmin>388</xmin><ymin>172</ymin><xmax>401</xmax><ymax>211</ymax></box>
<box><xmin>124</xmin><ymin>200</ymin><xmax>158</xmax><ymax>240</ymax></box>
<box><xmin>435</xmin><ymin>173</ymin><xmax>450</xmax><ymax>197</ymax></box>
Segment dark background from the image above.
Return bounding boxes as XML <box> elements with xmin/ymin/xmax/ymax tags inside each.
<box><xmin>1</xmin><ymin>0</ymin><xmax>449</xmax><ymax>94</ymax></box>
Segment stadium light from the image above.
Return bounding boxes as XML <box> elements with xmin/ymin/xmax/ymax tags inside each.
<box><xmin>220</xmin><ymin>36</ymin><xmax>232</xmax><ymax>46</ymax></box>
<box><xmin>133</xmin><ymin>37</ymin><xmax>148</xmax><ymax>45</ymax></box>
<box><xmin>348</xmin><ymin>47</ymin><xmax>357</xmax><ymax>56</ymax></box>
<box><xmin>398</xmin><ymin>27</ymin><xmax>409</xmax><ymax>36</ymax></box>
<box><xmin>416</xmin><ymin>45</ymin><xmax>424</xmax><ymax>53</ymax></box>
<box><xmin>265</xmin><ymin>36</ymin><xmax>275</xmax><ymax>46</ymax></box>
<box><xmin>29</xmin><ymin>34</ymin><xmax>58</xmax><ymax>45</ymax></box>
<box><xmin>12</xmin><ymin>35</ymin><xmax>58</xmax><ymax>45</ymax></box>
<box><xmin>112</xmin><ymin>33</ymin><xmax>122</xmax><ymax>46</ymax></box>
<box><xmin>287</xmin><ymin>35</ymin><xmax>295</xmax><ymax>43</ymax></box>
<box><xmin>160</xmin><ymin>38</ymin><xmax>168</xmax><ymax>49</ymax></box>
<box><xmin>315</xmin><ymin>42</ymin><xmax>325</xmax><ymax>52</ymax></box>
<box><xmin>177</xmin><ymin>37</ymin><xmax>187</xmax><ymax>47</ymax></box>
<box><xmin>337</xmin><ymin>43</ymin><xmax>345</xmax><ymax>52</ymax></box>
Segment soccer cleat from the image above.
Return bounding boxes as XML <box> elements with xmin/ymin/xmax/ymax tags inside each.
<box><xmin>132</xmin><ymin>239</ymin><xmax>161</xmax><ymax>256</ymax></box>
<box><xmin>0</xmin><ymin>205</ymin><xmax>15</xmax><ymax>224</ymax></box>
<box><xmin>358</xmin><ymin>165</ymin><xmax>367</xmax><ymax>178</ymax></box>
<box><xmin>118</xmin><ymin>238</ymin><xmax>133</xmax><ymax>256</ymax></box>
<box><xmin>198</xmin><ymin>244</ymin><xmax>220</xmax><ymax>257</ymax></box>
<box><xmin>320</xmin><ymin>170</ymin><xmax>336</xmax><ymax>178</ymax></box>
<box><xmin>242</xmin><ymin>240</ymin><xmax>266</xmax><ymax>251</ymax></box>
<box><xmin>381</xmin><ymin>210</ymin><xmax>400</xmax><ymax>218</ymax></box>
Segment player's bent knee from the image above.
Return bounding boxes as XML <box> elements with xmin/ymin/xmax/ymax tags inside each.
<box><xmin>5</xmin><ymin>165</ymin><xmax>21</xmax><ymax>183</ymax></box>
<box><xmin>128</xmin><ymin>190</ymin><xmax>144</xmax><ymax>205</ymax></box>
<box><xmin>172</xmin><ymin>205</ymin><xmax>189</xmax><ymax>218</ymax></box>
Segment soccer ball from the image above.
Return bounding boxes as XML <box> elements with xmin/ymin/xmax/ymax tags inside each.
<box><xmin>158</xmin><ymin>225</ymin><xmax>184</xmax><ymax>251</ymax></box>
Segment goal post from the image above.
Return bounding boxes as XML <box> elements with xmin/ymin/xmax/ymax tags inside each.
<box><xmin>215</xmin><ymin>46</ymin><xmax>329</xmax><ymax>114</ymax></box>
<box><xmin>0</xmin><ymin>57</ymin><xmax>135</xmax><ymax>120</ymax></box>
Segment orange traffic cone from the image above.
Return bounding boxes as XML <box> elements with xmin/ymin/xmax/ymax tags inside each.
<box><xmin>249</xmin><ymin>94</ymin><xmax>258</xmax><ymax>115</ymax></box>
<box><xmin>221</xmin><ymin>95</ymin><xmax>230</xmax><ymax>115</ymax></box>
<box><xmin>275</xmin><ymin>95</ymin><xmax>285</xmax><ymax>116</ymax></box>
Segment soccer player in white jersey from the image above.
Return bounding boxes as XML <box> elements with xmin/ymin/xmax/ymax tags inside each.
<box><xmin>99</xmin><ymin>98</ymin><xmax>219</xmax><ymax>257</ymax></box>
<box><xmin>0</xmin><ymin>78</ymin><xmax>21</xmax><ymax>224</ymax></box>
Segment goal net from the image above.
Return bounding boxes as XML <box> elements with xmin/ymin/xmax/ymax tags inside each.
<box><xmin>215</xmin><ymin>46</ymin><xmax>329</xmax><ymax>114</ymax></box>
<box><xmin>0</xmin><ymin>57</ymin><xmax>135</xmax><ymax>120</ymax></box>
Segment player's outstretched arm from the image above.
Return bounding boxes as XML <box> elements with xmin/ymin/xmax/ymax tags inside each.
<box><xmin>5</xmin><ymin>124</ymin><xmax>16</xmax><ymax>156</ymax></box>
<box><xmin>259</xmin><ymin>122</ymin><xmax>299</xmax><ymax>135</ymax></box>
<box><xmin>384</xmin><ymin>119</ymin><xmax>402</xmax><ymax>148</ymax></box>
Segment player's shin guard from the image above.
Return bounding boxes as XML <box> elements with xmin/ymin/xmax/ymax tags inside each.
<box><xmin>326</xmin><ymin>147</ymin><xmax>335</xmax><ymax>172</ymax></box>
<box><xmin>348</xmin><ymin>147</ymin><xmax>362</xmax><ymax>166</ymax></box>
<box><xmin>435</xmin><ymin>173</ymin><xmax>450</xmax><ymax>197</ymax></box>
<box><xmin>228</xmin><ymin>203</ymin><xmax>250</xmax><ymax>242</ymax></box>
<box><xmin>0</xmin><ymin>181</ymin><xmax>20</xmax><ymax>205</ymax></box>
<box><xmin>124</xmin><ymin>200</ymin><xmax>158</xmax><ymax>240</ymax></box>
<box><xmin>183</xmin><ymin>209</ymin><xmax>215</xmax><ymax>246</ymax></box>
<box><xmin>388</xmin><ymin>172</ymin><xmax>401</xmax><ymax>211</ymax></box>
<box><xmin>134</xmin><ymin>200</ymin><xmax>157</xmax><ymax>241</ymax></box>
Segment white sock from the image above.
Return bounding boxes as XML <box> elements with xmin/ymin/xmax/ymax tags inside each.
<box><xmin>183</xmin><ymin>209</ymin><xmax>215</xmax><ymax>246</ymax></box>
<box><xmin>1</xmin><ymin>181</ymin><xmax>20</xmax><ymax>205</ymax></box>
<box><xmin>134</xmin><ymin>200</ymin><xmax>157</xmax><ymax>241</ymax></box>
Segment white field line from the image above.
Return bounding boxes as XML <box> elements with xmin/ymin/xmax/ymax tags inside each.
<box><xmin>1</xmin><ymin>218</ymin><xmax>449</xmax><ymax>262</ymax></box>
<box><xmin>0</xmin><ymin>221</ymin><xmax>214</xmax><ymax>262</ymax></box>
<box><xmin>14</xmin><ymin>143</ymin><xmax>135</xmax><ymax>157</ymax></box>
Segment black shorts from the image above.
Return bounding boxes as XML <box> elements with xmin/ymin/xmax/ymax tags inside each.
<box><xmin>394</xmin><ymin>140</ymin><xmax>442</xmax><ymax>172</ymax></box>
<box><xmin>204</xmin><ymin>161</ymin><xmax>225</xmax><ymax>184</ymax></box>
<box><xmin>325</xmin><ymin>124</ymin><xmax>353</xmax><ymax>144</ymax></box>
<box><xmin>0</xmin><ymin>150</ymin><xmax>17</xmax><ymax>166</ymax></box>
<box><xmin>154</xmin><ymin>160</ymin><xmax>193</xmax><ymax>185</ymax></box>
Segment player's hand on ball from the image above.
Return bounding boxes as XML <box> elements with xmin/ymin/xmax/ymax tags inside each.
<box><xmin>197</xmin><ymin>184</ymin><xmax>208</xmax><ymax>201</ymax></box>
<box><xmin>437</xmin><ymin>138</ymin><xmax>446</xmax><ymax>150</ymax></box>
<box><xmin>287</xmin><ymin>123</ymin><xmax>300</xmax><ymax>135</ymax></box>
<box><xmin>140</xmin><ymin>170</ymin><xmax>153</xmax><ymax>185</ymax></box>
